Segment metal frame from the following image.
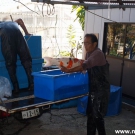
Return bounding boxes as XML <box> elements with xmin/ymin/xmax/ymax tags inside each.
<box><xmin>0</xmin><ymin>94</ymin><xmax>88</xmax><ymax>113</ymax></box>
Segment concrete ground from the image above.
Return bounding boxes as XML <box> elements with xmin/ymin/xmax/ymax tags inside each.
<box><xmin>0</xmin><ymin>106</ymin><xmax>135</xmax><ymax>135</ymax></box>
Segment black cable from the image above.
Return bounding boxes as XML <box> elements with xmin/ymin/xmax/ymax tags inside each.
<box><xmin>26</xmin><ymin>34</ymin><xmax>33</xmax><ymax>42</ymax></box>
<box><xmin>51</xmin><ymin>4</ymin><xmax>55</xmax><ymax>15</ymax></box>
<box><xmin>37</xmin><ymin>5</ymin><xmax>41</xmax><ymax>12</ymax></box>
<box><xmin>47</xmin><ymin>4</ymin><xmax>51</xmax><ymax>15</ymax></box>
<box><xmin>42</xmin><ymin>3</ymin><xmax>45</xmax><ymax>17</ymax></box>
<box><xmin>86</xmin><ymin>9</ymin><xmax>118</xmax><ymax>23</ymax></box>
<box><xmin>46</xmin><ymin>4</ymin><xmax>55</xmax><ymax>16</ymax></box>
<box><xmin>10</xmin><ymin>15</ymin><xmax>13</xmax><ymax>21</ymax></box>
<box><xmin>54</xmin><ymin>15</ymin><xmax>61</xmax><ymax>57</ymax></box>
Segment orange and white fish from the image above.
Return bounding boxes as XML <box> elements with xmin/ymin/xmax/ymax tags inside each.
<box><xmin>43</xmin><ymin>57</ymin><xmax>84</xmax><ymax>69</ymax></box>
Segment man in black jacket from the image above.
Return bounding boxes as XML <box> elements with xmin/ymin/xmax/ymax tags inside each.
<box><xmin>0</xmin><ymin>19</ymin><xmax>34</xmax><ymax>94</ymax></box>
<box><xmin>61</xmin><ymin>34</ymin><xmax>110</xmax><ymax>135</ymax></box>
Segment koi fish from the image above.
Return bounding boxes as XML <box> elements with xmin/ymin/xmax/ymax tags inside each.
<box><xmin>43</xmin><ymin>57</ymin><xmax>84</xmax><ymax>69</ymax></box>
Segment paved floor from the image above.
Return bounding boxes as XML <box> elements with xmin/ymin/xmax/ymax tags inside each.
<box><xmin>0</xmin><ymin>107</ymin><xmax>135</xmax><ymax>135</ymax></box>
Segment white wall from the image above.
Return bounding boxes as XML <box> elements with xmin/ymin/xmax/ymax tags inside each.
<box><xmin>83</xmin><ymin>8</ymin><xmax>135</xmax><ymax>59</ymax></box>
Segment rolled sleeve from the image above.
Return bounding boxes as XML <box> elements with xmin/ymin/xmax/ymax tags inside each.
<box><xmin>82</xmin><ymin>48</ymin><xmax>106</xmax><ymax>70</ymax></box>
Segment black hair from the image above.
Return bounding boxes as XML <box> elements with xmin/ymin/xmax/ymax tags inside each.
<box><xmin>84</xmin><ymin>34</ymin><xmax>98</xmax><ymax>44</ymax></box>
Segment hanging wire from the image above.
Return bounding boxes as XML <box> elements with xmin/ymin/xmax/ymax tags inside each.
<box><xmin>86</xmin><ymin>9</ymin><xmax>117</xmax><ymax>23</ymax></box>
<box><xmin>47</xmin><ymin>4</ymin><xmax>51</xmax><ymax>15</ymax></box>
<box><xmin>10</xmin><ymin>15</ymin><xmax>13</xmax><ymax>21</ymax></box>
<box><xmin>41</xmin><ymin>3</ymin><xmax>59</xmax><ymax>57</ymax></box>
<box><xmin>42</xmin><ymin>2</ymin><xmax>45</xmax><ymax>17</ymax></box>
<box><xmin>41</xmin><ymin>3</ymin><xmax>58</xmax><ymax>57</ymax></box>
<box><xmin>47</xmin><ymin>4</ymin><xmax>55</xmax><ymax>16</ymax></box>
<box><xmin>42</xmin><ymin>3</ymin><xmax>55</xmax><ymax>16</ymax></box>
<box><xmin>26</xmin><ymin>34</ymin><xmax>33</xmax><ymax>42</ymax></box>
<box><xmin>51</xmin><ymin>4</ymin><xmax>55</xmax><ymax>15</ymax></box>
<box><xmin>54</xmin><ymin>15</ymin><xmax>61</xmax><ymax>57</ymax></box>
<box><xmin>13</xmin><ymin>0</ymin><xmax>40</xmax><ymax>15</ymax></box>
<box><xmin>37</xmin><ymin>5</ymin><xmax>41</xmax><ymax>12</ymax></box>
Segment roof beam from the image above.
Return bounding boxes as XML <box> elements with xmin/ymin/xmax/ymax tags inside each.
<box><xmin>116</xmin><ymin>0</ymin><xmax>125</xmax><ymax>10</ymax></box>
<box><xmin>31</xmin><ymin>0</ymin><xmax>135</xmax><ymax>8</ymax></box>
<box><xmin>117</xmin><ymin>0</ymin><xmax>123</xmax><ymax>5</ymax></box>
<box><xmin>69</xmin><ymin>0</ymin><xmax>135</xmax><ymax>3</ymax></box>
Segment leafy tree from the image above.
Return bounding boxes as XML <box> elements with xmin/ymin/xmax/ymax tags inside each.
<box><xmin>60</xmin><ymin>51</ymin><xmax>70</xmax><ymax>57</ymax></box>
<box><xmin>71</xmin><ymin>5</ymin><xmax>85</xmax><ymax>31</ymax></box>
<box><xmin>67</xmin><ymin>24</ymin><xmax>76</xmax><ymax>48</ymax></box>
<box><xmin>60</xmin><ymin>24</ymin><xmax>83</xmax><ymax>58</ymax></box>
<box><xmin>60</xmin><ymin>25</ymin><xmax>76</xmax><ymax>57</ymax></box>
<box><xmin>107</xmin><ymin>23</ymin><xmax>123</xmax><ymax>48</ymax></box>
<box><xmin>127</xmin><ymin>24</ymin><xmax>135</xmax><ymax>45</ymax></box>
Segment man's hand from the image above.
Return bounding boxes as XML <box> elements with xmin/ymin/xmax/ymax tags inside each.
<box><xmin>60</xmin><ymin>65</ymin><xmax>86</xmax><ymax>74</ymax></box>
<box><xmin>60</xmin><ymin>66</ymin><xmax>69</xmax><ymax>73</ymax></box>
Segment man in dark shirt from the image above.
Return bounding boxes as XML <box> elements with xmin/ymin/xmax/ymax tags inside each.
<box><xmin>0</xmin><ymin>20</ymin><xmax>34</xmax><ymax>94</ymax></box>
<box><xmin>61</xmin><ymin>34</ymin><xmax>110</xmax><ymax>135</ymax></box>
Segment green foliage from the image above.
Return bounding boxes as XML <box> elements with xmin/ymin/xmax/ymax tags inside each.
<box><xmin>109</xmin><ymin>48</ymin><xmax>117</xmax><ymax>56</ymax></box>
<box><xmin>67</xmin><ymin>24</ymin><xmax>76</xmax><ymax>48</ymax></box>
<box><xmin>108</xmin><ymin>23</ymin><xmax>135</xmax><ymax>46</ymax></box>
<box><xmin>60</xmin><ymin>51</ymin><xmax>70</xmax><ymax>57</ymax></box>
<box><xmin>127</xmin><ymin>24</ymin><xmax>135</xmax><ymax>45</ymax></box>
<box><xmin>107</xmin><ymin>23</ymin><xmax>135</xmax><ymax>58</ymax></box>
<box><xmin>107</xmin><ymin>23</ymin><xmax>123</xmax><ymax>41</ymax></box>
<box><xmin>60</xmin><ymin>25</ymin><xmax>83</xmax><ymax>58</ymax></box>
<box><xmin>71</xmin><ymin>5</ymin><xmax>85</xmax><ymax>31</ymax></box>
<box><xmin>59</xmin><ymin>25</ymin><xmax>76</xmax><ymax>57</ymax></box>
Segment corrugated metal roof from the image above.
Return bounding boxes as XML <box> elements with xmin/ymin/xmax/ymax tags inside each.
<box><xmin>31</xmin><ymin>0</ymin><xmax>135</xmax><ymax>8</ymax></box>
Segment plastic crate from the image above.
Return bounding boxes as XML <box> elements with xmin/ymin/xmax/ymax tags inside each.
<box><xmin>24</xmin><ymin>36</ymin><xmax>42</xmax><ymax>59</ymax></box>
<box><xmin>77</xmin><ymin>85</ymin><xmax>122</xmax><ymax>116</ymax></box>
<box><xmin>77</xmin><ymin>96</ymin><xmax>88</xmax><ymax>115</ymax></box>
<box><xmin>32</xmin><ymin>69</ymin><xmax>89</xmax><ymax>101</ymax></box>
<box><xmin>0</xmin><ymin>58</ymin><xmax>44</xmax><ymax>89</ymax></box>
<box><xmin>106</xmin><ymin>85</ymin><xmax>122</xmax><ymax>116</ymax></box>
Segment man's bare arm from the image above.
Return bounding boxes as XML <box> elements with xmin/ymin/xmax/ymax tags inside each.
<box><xmin>14</xmin><ymin>18</ymin><xmax>31</xmax><ymax>35</ymax></box>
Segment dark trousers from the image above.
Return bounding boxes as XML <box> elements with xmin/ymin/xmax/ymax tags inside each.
<box><xmin>87</xmin><ymin>91</ymin><xmax>109</xmax><ymax>135</ymax></box>
<box><xmin>0</xmin><ymin>22</ymin><xmax>33</xmax><ymax>90</ymax></box>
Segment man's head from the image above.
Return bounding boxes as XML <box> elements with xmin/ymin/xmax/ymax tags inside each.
<box><xmin>83</xmin><ymin>34</ymin><xmax>98</xmax><ymax>53</ymax></box>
